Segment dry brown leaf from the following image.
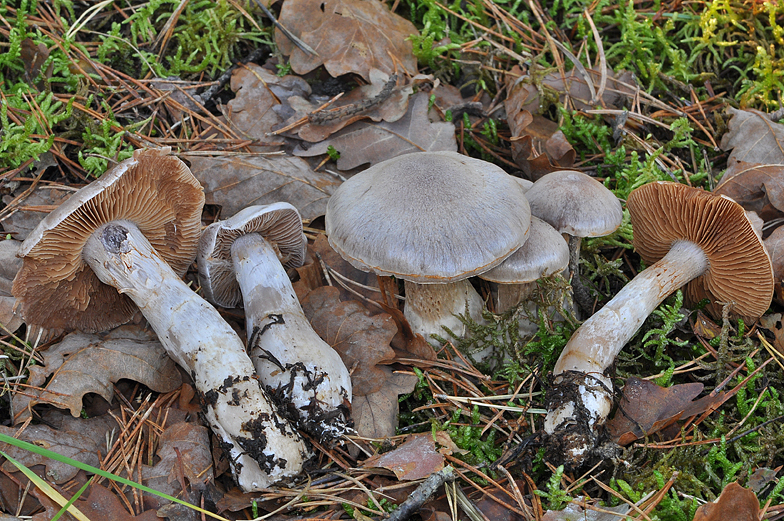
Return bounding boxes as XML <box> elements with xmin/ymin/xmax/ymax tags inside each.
<box><xmin>505</xmin><ymin>74</ymin><xmax>574</xmax><ymax>180</ymax></box>
<box><xmin>721</xmin><ymin>107</ymin><xmax>784</xmax><ymax>164</ymax></box>
<box><xmin>12</xmin><ymin>332</ymin><xmax>181</xmax><ymax>421</ymax></box>
<box><xmin>693</xmin><ymin>482</ymin><xmax>759</xmax><ymax>521</ymax></box>
<box><xmin>352</xmin><ymin>368</ymin><xmax>418</xmax><ymax>439</ymax></box>
<box><xmin>301</xmin><ymin>285</ymin><xmax>419</xmax><ymax>439</ymax></box>
<box><xmin>606</xmin><ymin>377</ymin><xmax>726</xmax><ymax>446</ymax></box>
<box><xmin>276</xmin><ymin>0</ymin><xmax>418</xmax><ymax>81</ymax></box>
<box><xmin>765</xmin><ymin>226</ymin><xmax>784</xmax><ymax>304</ymax></box>
<box><xmin>222</xmin><ymin>63</ymin><xmax>310</xmax><ymax>151</ymax></box>
<box><xmin>31</xmin><ymin>484</ymin><xmax>162</xmax><ymax>521</ymax></box>
<box><xmin>362</xmin><ymin>434</ymin><xmax>444</xmax><ymax>480</ymax></box>
<box><xmin>714</xmin><ymin>159</ymin><xmax>784</xmax><ymax>221</ymax></box>
<box><xmin>188</xmin><ymin>154</ymin><xmax>341</xmax><ymax>221</ymax></box>
<box><xmin>295</xmin><ymin>91</ymin><xmax>457</xmax><ymax>169</ymax></box>
<box><xmin>302</xmin><ymin>285</ymin><xmax>396</xmax><ymax>396</ymax></box>
<box><xmin>142</xmin><ymin>422</ymin><xmax>212</xmax><ymax>512</ymax></box>
<box><xmin>0</xmin><ymin>415</ymin><xmax>116</xmax><ymax>483</ymax></box>
<box><xmin>283</xmin><ymin>70</ymin><xmax>413</xmax><ymax>143</ymax></box>
<box><xmin>1</xmin><ymin>185</ymin><xmax>73</xmax><ymax>240</ymax></box>
<box><xmin>295</xmin><ymin>234</ymin><xmax>381</xmax><ymax>303</ymax></box>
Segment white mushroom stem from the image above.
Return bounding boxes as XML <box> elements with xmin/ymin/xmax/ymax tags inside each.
<box><xmin>231</xmin><ymin>233</ymin><xmax>352</xmax><ymax>439</ymax></box>
<box><xmin>83</xmin><ymin>221</ymin><xmax>310</xmax><ymax>491</ymax></box>
<box><xmin>544</xmin><ymin>239</ymin><xmax>708</xmax><ymax>465</ymax></box>
<box><xmin>404</xmin><ymin>279</ymin><xmax>486</xmax><ymax>344</ymax></box>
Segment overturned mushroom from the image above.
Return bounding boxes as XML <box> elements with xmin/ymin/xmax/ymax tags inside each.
<box><xmin>198</xmin><ymin>203</ymin><xmax>352</xmax><ymax>439</ymax></box>
<box><xmin>325</xmin><ymin>151</ymin><xmax>531</xmax><ymax>343</ymax></box>
<box><xmin>544</xmin><ymin>181</ymin><xmax>773</xmax><ymax>468</ymax></box>
<box><xmin>12</xmin><ymin>148</ymin><xmax>310</xmax><ymax>491</ymax></box>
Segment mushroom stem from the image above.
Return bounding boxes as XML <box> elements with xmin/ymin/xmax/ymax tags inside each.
<box><xmin>545</xmin><ymin>239</ymin><xmax>708</xmax><ymax>465</ymax></box>
<box><xmin>231</xmin><ymin>233</ymin><xmax>352</xmax><ymax>439</ymax></box>
<box><xmin>83</xmin><ymin>221</ymin><xmax>310</xmax><ymax>491</ymax></box>
<box><xmin>404</xmin><ymin>279</ymin><xmax>486</xmax><ymax>343</ymax></box>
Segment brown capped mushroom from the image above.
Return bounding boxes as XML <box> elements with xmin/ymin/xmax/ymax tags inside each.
<box><xmin>545</xmin><ymin>181</ymin><xmax>774</xmax><ymax>468</ymax></box>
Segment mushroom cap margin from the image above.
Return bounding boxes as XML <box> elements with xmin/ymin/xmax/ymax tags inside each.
<box><xmin>198</xmin><ymin>202</ymin><xmax>307</xmax><ymax>308</ymax></box>
<box><xmin>325</xmin><ymin>151</ymin><xmax>532</xmax><ymax>283</ymax></box>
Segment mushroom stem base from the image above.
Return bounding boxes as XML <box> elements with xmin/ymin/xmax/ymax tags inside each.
<box><xmin>544</xmin><ymin>239</ymin><xmax>709</xmax><ymax>467</ymax></box>
<box><xmin>83</xmin><ymin>221</ymin><xmax>310</xmax><ymax>491</ymax></box>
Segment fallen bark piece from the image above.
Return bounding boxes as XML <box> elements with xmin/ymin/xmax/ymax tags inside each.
<box><xmin>12</xmin><ymin>148</ymin><xmax>310</xmax><ymax>491</ymax></box>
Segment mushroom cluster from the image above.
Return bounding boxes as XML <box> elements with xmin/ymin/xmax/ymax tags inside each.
<box><xmin>12</xmin><ymin>149</ymin><xmax>312</xmax><ymax>492</ymax></box>
<box><xmin>325</xmin><ymin>152</ymin><xmax>595</xmax><ymax>367</ymax></box>
<box><xmin>325</xmin><ymin>151</ymin><xmax>534</xmax><ymax>344</ymax></box>
<box><xmin>544</xmin><ymin>181</ymin><xmax>774</xmax><ymax>468</ymax></box>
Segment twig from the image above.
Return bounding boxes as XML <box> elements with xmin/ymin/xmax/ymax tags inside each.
<box><xmin>251</xmin><ymin>0</ymin><xmax>318</xmax><ymax>56</ymax></box>
<box><xmin>386</xmin><ymin>466</ymin><xmax>455</xmax><ymax>521</ymax></box>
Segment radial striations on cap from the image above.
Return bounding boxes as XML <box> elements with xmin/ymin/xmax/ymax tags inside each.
<box><xmin>325</xmin><ymin>151</ymin><xmax>531</xmax><ymax>283</ymax></box>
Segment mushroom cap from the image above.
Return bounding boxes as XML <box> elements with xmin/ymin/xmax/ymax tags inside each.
<box><xmin>628</xmin><ymin>181</ymin><xmax>774</xmax><ymax>319</ymax></box>
<box><xmin>198</xmin><ymin>202</ymin><xmax>307</xmax><ymax>308</ymax></box>
<box><xmin>12</xmin><ymin>148</ymin><xmax>205</xmax><ymax>332</ymax></box>
<box><xmin>479</xmin><ymin>217</ymin><xmax>569</xmax><ymax>283</ymax></box>
<box><xmin>526</xmin><ymin>170</ymin><xmax>623</xmax><ymax>237</ymax></box>
<box><xmin>325</xmin><ymin>151</ymin><xmax>531</xmax><ymax>283</ymax></box>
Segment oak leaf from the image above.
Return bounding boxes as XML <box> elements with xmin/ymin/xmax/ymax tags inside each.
<box><xmin>721</xmin><ymin>107</ymin><xmax>784</xmax><ymax>164</ymax></box>
<box><xmin>295</xmin><ymin>91</ymin><xmax>457</xmax><ymax>169</ymax></box>
<box><xmin>693</xmin><ymin>482</ymin><xmax>759</xmax><ymax>521</ymax></box>
<box><xmin>606</xmin><ymin>377</ymin><xmax>726</xmax><ymax>446</ymax></box>
<box><xmin>276</xmin><ymin>0</ymin><xmax>418</xmax><ymax>81</ymax></box>
<box><xmin>362</xmin><ymin>433</ymin><xmax>444</xmax><ymax>480</ymax></box>
<box><xmin>188</xmin><ymin>154</ymin><xmax>341</xmax><ymax>221</ymax></box>
<box><xmin>12</xmin><ymin>332</ymin><xmax>181</xmax><ymax>421</ymax></box>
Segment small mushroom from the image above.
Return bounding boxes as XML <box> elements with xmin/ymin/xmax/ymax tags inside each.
<box><xmin>525</xmin><ymin>170</ymin><xmax>623</xmax><ymax>315</ymax></box>
<box><xmin>544</xmin><ymin>181</ymin><xmax>774</xmax><ymax>468</ymax></box>
<box><xmin>479</xmin><ymin>216</ymin><xmax>570</xmax><ymax>312</ymax></box>
<box><xmin>325</xmin><ymin>151</ymin><xmax>531</xmax><ymax>343</ymax></box>
<box><xmin>12</xmin><ymin>148</ymin><xmax>310</xmax><ymax>491</ymax></box>
<box><xmin>198</xmin><ymin>203</ymin><xmax>352</xmax><ymax>439</ymax></box>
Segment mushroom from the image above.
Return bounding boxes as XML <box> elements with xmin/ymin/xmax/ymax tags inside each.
<box><xmin>325</xmin><ymin>151</ymin><xmax>531</xmax><ymax>343</ymax></box>
<box><xmin>544</xmin><ymin>181</ymin><xmax>774</xmax><ymax>468</ymax></box>
<box><xmin>198</xmin><ymin>203</ymin><xmax>352</xmax><ymax>439</ymax></box>
<box><xmin>479</xmin><ymin>216</ymin><xmax>570</xmax><ymax>313</ymax></box>
<box><xmin>12</xmin><ymin>148</ymin><xmax>310</xmax><ymax>491</ymax></box>
<box><xmin>525</xmin><ymin>170</ymin><xmax>623</xmax><ymax>315</ymax></box>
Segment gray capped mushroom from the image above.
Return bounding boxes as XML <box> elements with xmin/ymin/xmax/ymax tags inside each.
<box><xmin>325</xmin><ymin>151</ymin><xmax>531</xmax><ymax>343</ymax></box>
<box><xmin>12</xmin><ymin>148</ymin><xmax>310</xmax><ymax>491</ymax></box>
<box><xmin>198</xmin><ymin>203</ymin><xmax>352</xmax><ymax>439</ymax></box>
<box><xmin>525</xmin><ymin>170</ymin><xmax>623</xmax><ymax>315</ymax></box>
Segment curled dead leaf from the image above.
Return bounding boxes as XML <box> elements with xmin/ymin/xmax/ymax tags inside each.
<box><xmin>276</xmin><ymin>0</ymin><xmax>418</xmax><ymax>81</ymax></box>
<box><xmin>721</xmin><ymin>107</ymin><xmax>784</xmax><ymax>165</ymax></box>
<box><xmin>606</xmin><ymin>377</ymin><xmax>726</xmax><ymax>446</ymax></box>
<box><xmin>295</xmin><ymin>91</ymin><xmax>457</xmax><ymax>169</ymax></box>
<box><xmin>362</xmin><ymin>434</ymin><xmax>444</xmax><ymax>480</ymax></box>
<box><xmin>11</xmin><ymin>332</ymin><xmax>181</xmax><ymax>422</ymax></box>
<box><xmin>693</xmin><ymin>482</ymin><xmax>759</xmax><ymax>521</ymax></box>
